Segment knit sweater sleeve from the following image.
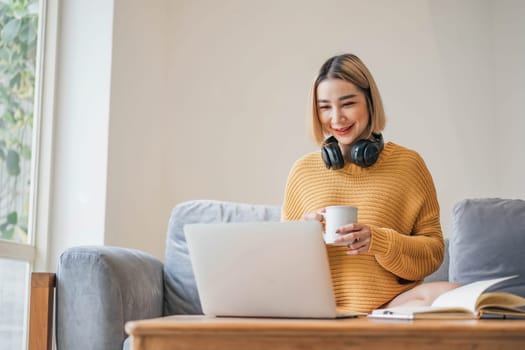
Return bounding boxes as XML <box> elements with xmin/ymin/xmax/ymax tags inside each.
<box><xmin>367</xmin><ymin>154</ymin><xmax>444</xmax><ymax>281</ymax></box>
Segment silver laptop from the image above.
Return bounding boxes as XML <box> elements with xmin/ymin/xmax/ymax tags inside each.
<box><xmin>184</xmin><ymin>220</ymin><xmax>362</xmax><ymax>318</ymax></box>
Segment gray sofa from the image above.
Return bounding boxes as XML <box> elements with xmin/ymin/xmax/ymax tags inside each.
<box><xmin>55</xmin><ymin>198</ymin><xmax>525</xmax><ymax>350</ymax></box>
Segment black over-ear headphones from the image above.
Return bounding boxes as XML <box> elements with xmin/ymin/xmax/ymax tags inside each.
<box><xmin>321</xmin><ymin>133</ymin><xmax>384</xmax><ymax>169</ymax></box>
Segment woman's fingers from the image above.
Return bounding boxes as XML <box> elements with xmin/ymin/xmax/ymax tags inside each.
<box><xmin>346</xmin><ymin>243</ymin><xmax>370</xmax><ymax>255</ymax></box>
<box><xmin>333</xmin><ymin>223</ymin><xmax>371</xmax><ymax>254</ymax></box>
<box><xmin>302</xmin><ymin>209</ymin><xmax>326</xmax><ymax>222</ymax></box>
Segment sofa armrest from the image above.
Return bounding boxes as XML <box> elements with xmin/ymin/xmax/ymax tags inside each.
<box><xmin>56</xmin><ymin>246</ymin><xmax>163</xmax><ymax>350</ymax></box>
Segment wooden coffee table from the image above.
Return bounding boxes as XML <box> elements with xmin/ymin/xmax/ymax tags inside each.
<box><xmin>125</xmin><ymin>315</ymin><xmax>525</xmax><ymax>350</ymax></box>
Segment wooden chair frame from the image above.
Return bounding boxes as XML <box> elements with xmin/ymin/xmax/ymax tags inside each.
<box><xmin>29</xmin><ymin>272</ymin><xmax>56</xmax><ymax>350</ymax></box>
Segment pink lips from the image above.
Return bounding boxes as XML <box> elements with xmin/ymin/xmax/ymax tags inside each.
<box><xmin>332</xmin><ymin>125</ymin><xmax>352</xmax><ymax>136</ymax></box>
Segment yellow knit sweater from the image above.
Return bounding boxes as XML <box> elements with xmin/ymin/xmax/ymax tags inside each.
<box><xmin>282</xmin><ymin>142</ymin><xmax>444</xmax><ymax>313</ymax></box>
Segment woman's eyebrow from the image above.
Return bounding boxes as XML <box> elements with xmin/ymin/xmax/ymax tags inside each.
<box><xmin>339</xmin><ymin>94</ymin><xmax>357</xmax><ymax>101</ymax></box>
<box><xmin>318</xmin><ymin>94</ymin><xmax>357</xmax><ymax>103</ymax></box>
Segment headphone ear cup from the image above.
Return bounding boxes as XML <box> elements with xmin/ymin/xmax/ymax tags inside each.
<box><xmin>321</xmin><ymin>137</ymin><xmax>345</xmax><ymax>170</ymax></box>
<box><xmin>350</xmin><ymin>139</ymin><xmax>368</xmax><ymax>167</ymax></box>
<box><xmin>350</xmin><ymin>133</ymin><xmax>384</xmax><ymax>168</ymax></box>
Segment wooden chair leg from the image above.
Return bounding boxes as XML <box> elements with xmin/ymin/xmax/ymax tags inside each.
<box><xmin>29</xmin><ymin>272</ymin><xmax>56</xmax><ymax>350</ymax></box>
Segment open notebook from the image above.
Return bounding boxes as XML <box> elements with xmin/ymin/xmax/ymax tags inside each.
<box><xmin>184</xmin><ymin>220</ymin><xmax>365</xmax><ymax>319</ymax></box>
<box><xmin>369</xmin><ymin>276</ymin><xmax>525</xmax><ymax>320</ymax></box>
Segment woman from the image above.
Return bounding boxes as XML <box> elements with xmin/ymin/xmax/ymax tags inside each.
<box><xmin>282</xmin><ymin>53</ymin><xmax>458</xmax><ymax>313</ymax></box>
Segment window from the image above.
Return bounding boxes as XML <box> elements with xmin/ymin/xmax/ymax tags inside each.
<box><xmin>0</xmin><ymin>0</ymin><xmax>40</xmax><ymax>243</ymax></box>
<box><xmin>0</xmin><ymin>259</ymin><xmax>29</xmax><ymax>350</ymax></box>
<box><xmin>0</xmin><ymin>0</ymin><xmax>45</xmax><ymax>349</ymax></box>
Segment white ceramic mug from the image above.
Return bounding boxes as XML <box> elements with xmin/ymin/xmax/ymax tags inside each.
<box><xmin>322</xmin><ymin>205</ymin><xmax>358</xmax><ymax>245</ymax></box>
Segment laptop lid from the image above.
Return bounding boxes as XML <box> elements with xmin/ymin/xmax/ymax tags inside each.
<box><xmin>184</xmin><ymin>220</ymin><xmax>341</xmax><ymax>318</ymax></box>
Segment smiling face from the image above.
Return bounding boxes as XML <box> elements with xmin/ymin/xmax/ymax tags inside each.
<box><xmin>317</xmin><ymin>78</ymin><xmax>370</xmax><ymax>147</ymax></box>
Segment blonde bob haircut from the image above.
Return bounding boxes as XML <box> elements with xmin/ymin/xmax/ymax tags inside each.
<box><xmin>309</xmin><ymin>54</ymin><xmax>386</xmax><ymax>145</ymax></box>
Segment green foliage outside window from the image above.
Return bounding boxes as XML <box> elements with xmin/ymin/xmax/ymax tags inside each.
<box><xmin>0</xmin><ymin>0</ymin><xmax>39</xmax><ymax>242</ymax></box>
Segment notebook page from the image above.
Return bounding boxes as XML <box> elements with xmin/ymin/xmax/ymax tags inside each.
<box><xmin>432</xmin><ymin>276</ymin><xmax>516</xmax><ymax>312</ymax></box>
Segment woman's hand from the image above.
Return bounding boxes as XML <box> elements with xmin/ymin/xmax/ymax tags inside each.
<box><xmin>334</xmin><ymin>223</ymin><xmax>372</xmax><ymax>255</ymax></box>
<box><xmin>301</xmin><ymin>208</ymin><xmax>326</xmax><ymax>222</ymax></box>
<box><xmin>303</xmin><ymin>209</ymin><xmax>371</xmax><ymax>255</ymax></box>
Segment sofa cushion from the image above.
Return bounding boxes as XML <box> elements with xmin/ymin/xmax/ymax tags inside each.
<box><xmin>449</xmin><ymin>198</ymin><xmax>525</xmax><ymax>296</ymax></box>
<box><xmin>163</xmin><ymin>200</ymin><xmax>281</xmax><ymax>315</ymax></box>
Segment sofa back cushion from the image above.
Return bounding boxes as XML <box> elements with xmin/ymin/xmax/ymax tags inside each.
<box><xmin>449</xmin><ymin>198</ymin><xmax>525</xmax><ymax>296</ymax></box>
<box><xmin>163</xmin><ymin>200</ymin><xmax>281</xmax><ymax>315</ymax></box>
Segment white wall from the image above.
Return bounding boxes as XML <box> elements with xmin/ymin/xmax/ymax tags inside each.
<box><xmin>493</xmin><ymin>0</ymin><xmax>525</xmax><ymax>198</ymax></box>
<box><xmin>45</xmin><ymin>0</ymin><xmax>114</xmax><ymax>270</ymax></box>
<box><xmin>44</xmin><ymin>0</ymin><xmax>525</xmax><ymax>269</ymax></box>
<box><xmin>105</xmin><ymin>0</ymin><xmax>171</xmax><ymax>262</ymax></box>
<box><xmin>45</xmin><ymin>0</ymin><xmax>172</xmax><ymax>268</ymax></box>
